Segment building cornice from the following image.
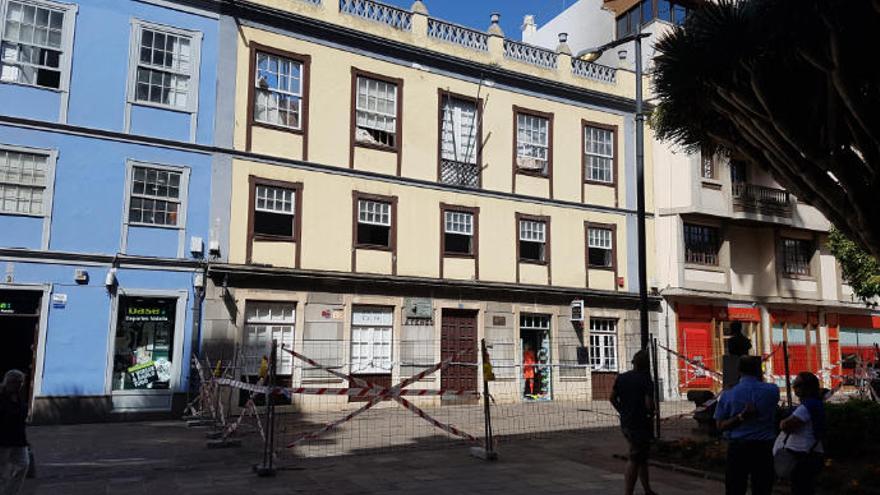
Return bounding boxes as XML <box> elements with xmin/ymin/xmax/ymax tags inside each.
<box><xmin>209</xmin><ymin>263</ymin><xmax>663</xmax><ymax>310</ymax></box>
<box><xmin>0</xmin><ymin>248</ymin><xmax>204</xmax><ymax>271</ymax></box>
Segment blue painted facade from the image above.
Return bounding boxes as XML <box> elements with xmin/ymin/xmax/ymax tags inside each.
<box><xmin>0</xmin><ymin>0</ymin><xmax>218</xmax><ymax>420</ymax></box>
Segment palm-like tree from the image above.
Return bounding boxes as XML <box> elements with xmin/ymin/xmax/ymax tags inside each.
<box><xmin>652</xmin><ymin>0</ymin><xmax>880</xmax><ymax>259</ymax></box>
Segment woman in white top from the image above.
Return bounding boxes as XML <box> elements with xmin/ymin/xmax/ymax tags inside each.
<box><xmin>779</xmin><ymin>372</ymin><xmax>826</xmax><ymax>495</ymax></box>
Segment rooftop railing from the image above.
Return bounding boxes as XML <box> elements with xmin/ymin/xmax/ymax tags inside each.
<box><xmin>427</xmin><ymin>18</ymin><xmax>489</xmax><ymax>52</ymax></box>
<box><xmin>339</xmin><ymin>0</ymin><xmax>412</xmax><ymax>31</ymax></box>
<box><xmin>329</xmin><ymin>1</ymin><xmax>620</xmax><ymax>87</ymax></box>
<box><xmin>503</xmin><ymin>39</ymin><xmax>558</xmax><ymax>70</ymax></box>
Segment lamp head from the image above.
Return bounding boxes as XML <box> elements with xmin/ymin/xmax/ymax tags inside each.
<box><xmin>579</xmin><ymin>51</ymin><xmax>601</xmax><ymax>62</ymax></box>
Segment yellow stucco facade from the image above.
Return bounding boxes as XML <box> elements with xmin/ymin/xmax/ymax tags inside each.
<box><xmin>204</xmin><ymin>0</ymin><xmax>657</xmax><ymax>410</ymax></box>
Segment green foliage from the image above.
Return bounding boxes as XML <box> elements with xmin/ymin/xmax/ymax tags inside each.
<box><xmin>828</xmin><ymin>229</ymin><xmax>880</xmax><ymax>302</ymax></box>
<box><xmin>652</xmin><ymin>0</ymin><xmax>880</xmax><ymax>260</ymax></box>
<box><xmin>824</xmin><ymin>400</ymin><xmax>880</xmax><ymax>459</ymax></box>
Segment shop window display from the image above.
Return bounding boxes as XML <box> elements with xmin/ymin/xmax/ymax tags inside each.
<box><xmin>520</xmin><ymin>313</ymin><xmax>552</xmax><ymax>401</ymax></box>
<box><xmin>113</xmin><ymin>296</ymin><xmax>177</xmax><ymax>390</ymax></box>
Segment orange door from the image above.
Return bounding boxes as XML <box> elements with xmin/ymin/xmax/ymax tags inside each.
<box><xmin>679</xmin><ymin>320</ymin><xmax>715</xmax><ymax>390</ymax></box>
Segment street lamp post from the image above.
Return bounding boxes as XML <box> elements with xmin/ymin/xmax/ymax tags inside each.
<box><xmin>577</xmin><ymin>33</ymin><xmax>651</xmax><ymax>350</ymax></box>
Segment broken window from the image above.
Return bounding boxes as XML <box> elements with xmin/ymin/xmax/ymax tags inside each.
<box><xmin>516</xmin><ymin>113</ymin><xmax>549</xmax><ymax>175</ymax></box>
<box><xmin>355</xmin><ymin>76</ymin><xmax>397</xmax><ymax>148</ymax></box>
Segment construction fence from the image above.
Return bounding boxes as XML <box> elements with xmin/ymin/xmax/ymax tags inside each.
<box><xmin>182</xmin><ymin>333</ymin><xmax>880</xmax><ymax>466</ymax></box>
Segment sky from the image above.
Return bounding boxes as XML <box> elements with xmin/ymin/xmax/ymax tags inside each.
<box><xmin>381</xmin><ymin>0</ymin><xmax>576</xmax><ymax>40</ymax></box>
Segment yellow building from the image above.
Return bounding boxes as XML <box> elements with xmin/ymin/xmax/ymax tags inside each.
<box><xmin>203</xmin><ymin>0</ymin><xmax>658</xmax><ymax>409</ymax></box>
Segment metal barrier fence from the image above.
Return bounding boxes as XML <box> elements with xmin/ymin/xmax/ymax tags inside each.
<box><xmin>183</xmin><ymin>334</ymin><xmax>880</xmax><ymax>466</ymax></box>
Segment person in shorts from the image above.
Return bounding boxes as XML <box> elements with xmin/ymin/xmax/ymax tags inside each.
<box><xmin>610</xmin><ymin>350</ymin><xmax>657</xmax><ymax>495</ymax></box>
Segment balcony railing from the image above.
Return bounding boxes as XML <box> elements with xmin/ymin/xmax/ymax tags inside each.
<box><xmin>427</xmin><ymin>18</ymin><xmax>488</xmax><ymax>52</ymax></box>
<box><xmin>440</xmin><ymin>159</ymin><xmax>480</xmax><ymax>188</ymax></box>
<box><xmin>339</xmin><ymin>0</ymin><xmax>412</xmax><ymax>31</ymax></box>
<box><xmin>732</xmin><ymin>182</ymin><xmax>793</xmax><ymax>214</ymax></box>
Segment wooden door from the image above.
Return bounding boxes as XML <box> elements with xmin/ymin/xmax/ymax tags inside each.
<box><xmin>440</xmin><ymin>310</ymin><xmax>478</xmax><ymax>398</ymax></box>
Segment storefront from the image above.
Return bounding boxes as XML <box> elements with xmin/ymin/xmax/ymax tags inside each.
<box><xmin>769</xmin><ymin>310</ymin><xmax>821</xmax><ymax>386</ymax></box>
<box><xmin>0</xmin><ymin>287</ymin><xmax>46</xmax><ymax>406</ymax></box>
<box><xmin>109</xmin><ymin>292</ymin><xmax>187</xmax><ymax>412</ymax></box>
<box><xmin>675</xmin><ymin>302</ymin><xmax>762</xmax><ymax>392</ymax></box>
<box><xmin>829</xmin><ymin>313</ymin><xmax>880</xmax><ymax>386</ymax></box>
<box><xmin>520</xmin><ymin>313</ymin><xmax>552</xmax><ymax>401</ymax></box>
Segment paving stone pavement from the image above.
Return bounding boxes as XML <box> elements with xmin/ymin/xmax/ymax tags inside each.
<box><xmin>19</xmin><ymin>420</ymin><xmax>724</xmax><ymax>494</ymax></box>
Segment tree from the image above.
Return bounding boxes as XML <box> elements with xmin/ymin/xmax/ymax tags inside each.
<box><xmin>827</xmin><ymin>229</ymin><xmax>880</xmax><ymax>303</ymax></box>
<box><xmin>652</xmin><ymin>0</ymin><xmax>880</xmax><ymax>260</ymax></box>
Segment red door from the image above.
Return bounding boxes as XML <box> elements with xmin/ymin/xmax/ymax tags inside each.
<box><xmin>679</xmin><ymin>320</ymin><xmax>715</xmax><ymax>390</ymax></box>
<box><xmin>440</xmin><ymin>310</ymin><xmax>478</xmax><ymax>400</ymax></box>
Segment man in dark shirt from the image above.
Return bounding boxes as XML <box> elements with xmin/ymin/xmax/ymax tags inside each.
<box><xmin>0</xmin><ymin>369</ymin><xmax>29</xmax><ymax>495</ymax></box>
<box><xmin>610</xmin><ymin>351</ymin><xmax>657</xmax><ymax>495</ymax></box>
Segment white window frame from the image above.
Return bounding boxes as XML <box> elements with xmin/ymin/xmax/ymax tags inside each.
<box><xmin>519</xmin><ymin>219</ymin><xmax>546</xmax><ymax>243</ymax></box>
<box><xmin>243</xmin><ymin>302</ymin><xmax>296</xmax><ymax>377</ymax></box>
<box><xmin>120</xmin><ymin>159</ymin><xmax>190</xmax><ymax>258</ymax></box>
<box><xmin>441</xmin><ymin>95</ymin><xmax>478</xmax><ymax>165</ymax></box>
<box><xmin>0</xmin><ymin>143</ymin><xmax>57</xmax><ymax>249</ymax></box>
<box><xmin>589</xmin><ymin>318</ymin><xmax>618</xmax><ymax>372</ymax></box>
<box><xmin>255</xmin><ymin>184</ymin><xmax>294</xmax><ymax>215</ymax></box>
<box><xmin>444</xmin><ymin>210</ymin><xmax>473</xmax><ymax>236</ymax></box>
<box><xmin>253</xmin><ymin>51</ymin><xmax>303</xmax><ymax>131</ymax></box>
<box><xmin>124</xmin><ymin>19</ymin><xmax>202</xmax><ymax>142</ymax></box>
<box><xmin>351</xmin><ymin>307</ymin><xmax>393</xmax><ymax>375</ymax></box>
<box><xmin>516</xmin><ymin>113</ymin><xmax>549</xmax><ymax>174</ymax></box>
<box><xmin>358</xmin><ymin>199</ymin><xmax>391</xmax><ymax>227</ymax></box>
<box><xmin>584</xmin><ymin>125</ymin><xmax>614</xmax><ymax>184</ymax></box>
<box><xmin>588</xmin><ymin>227</ymin><xmax>613</xmax><ymax>268</ymax></box>
<box><xmin>355</xmin><ymin>75</ymin><xmax>398</xmax><ymax>147</ymax></box>
<box><xmin>0</xmin><ymin>0</ymin><xmax>77</xmax><ymax>122</ymax></box>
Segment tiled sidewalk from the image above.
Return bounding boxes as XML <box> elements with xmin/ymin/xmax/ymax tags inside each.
<box><xmin>20</xmin><ymin>420</ymin><xmax>724</xmax><ymax>494</ymax></box>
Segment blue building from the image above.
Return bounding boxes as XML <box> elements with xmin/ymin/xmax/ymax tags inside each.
<box><xmin>0</xmin><ymin>0</ymin><xmax>219</xmax><ymax>421</ymax></box>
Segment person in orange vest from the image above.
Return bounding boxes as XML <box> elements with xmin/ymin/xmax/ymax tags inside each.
<box><xmin>523</xmin><ymin>343</ymin><xmax>537</xmax><ymax>396</ymax></box>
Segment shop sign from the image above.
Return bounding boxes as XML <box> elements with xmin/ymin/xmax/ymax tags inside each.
<box><xmin>352</xmin><ymin>309</ymin><xmax>393</xmax><ymax>326</ymax></box>
<box><xmin>724</xmin><ymin>306</ymin><xmax>761</xmax><ymax>322</ymax></box>
<box><xmin>124</xmin><ymin>305</ymin><xmax>170</xmax><ymax>323</ymax></box>
<box><xmin>570</xmin><ymin>300</ymin><xmax>584</xmax><ymax>322</ymax></box>
<box><xmin>52</xmin><ymin>293</ymin><xmax>67</xmax><ymax>309</ymax></box>
<box><xmin>0</xmin><ymin>302</ymin><xmax>13</xmax><ymax>314</ymax></box>
<box><xmin>127</xmin><ymin>361</ymin><xmax>159</xmax><ymax>389</ymax></box>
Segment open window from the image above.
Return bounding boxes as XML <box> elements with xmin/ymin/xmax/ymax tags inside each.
<box><xmin>587</xmin><ymin>226</ymin><xmax>614</xmax><ymax>268</ymax></box>
<box><xmin>254</xmin><ymin>184</ymin><xmax>295</xmax><ymax>238</ymax></box>
<box><xmin>356</xmin><ymin>198</ymin><xmax>392</xmax><ymax>248</ymax></box>
<box><xmin>515</xmin><ymin>111</ymin><xmax>550</xmax><ymax>176</ymax></box>
<box><xmin>519</xmin><ymin>218</ymin><xmax>547</xmax><ymax>263</ymax></box>
<box><xmin>355</xmin><ymin>75</ymin><xmax>399</xmax><ymax>148</ymax></box>
<box><xmin>443</xmin><ymin>209</ymin><xmax>474</xmax><ymax>255</ymax></box>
